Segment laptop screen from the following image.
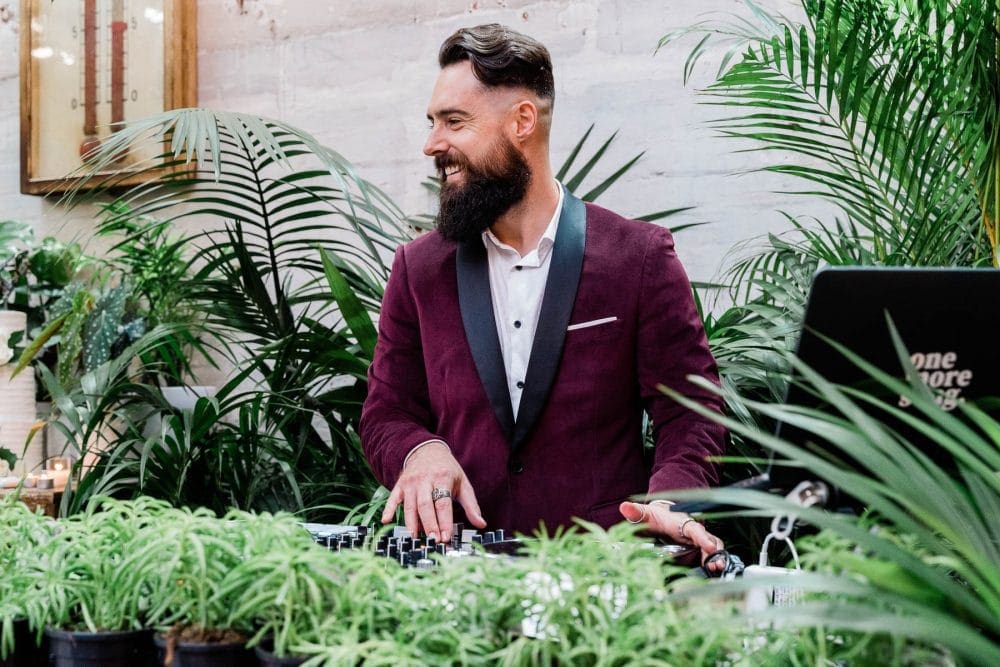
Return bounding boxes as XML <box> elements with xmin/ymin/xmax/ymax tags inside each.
<box><xmin>769</xmin><ymin>266</ymin><xmax>1000</xmax><ymax>504</ymax></box>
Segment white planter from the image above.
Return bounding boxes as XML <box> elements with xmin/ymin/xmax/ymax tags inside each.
<box><xmin>143</xmin><ymin>386</ymin><xmax>218</xmax><ymax>439</ymax></box>
<box><xmin>161</xmin><ymin>385</ymin><xmax>217</xmax><ymax>410</ymax></box>
<box><xmin>0</xmin><ymin>311</ymin><xmax>41</xmax><ymax>474</ymax></box>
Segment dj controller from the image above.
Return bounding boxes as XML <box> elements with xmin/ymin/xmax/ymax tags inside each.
<box><xmin>301</xmin><ymin>523</ymin><xmax>527</xmax><ymax>568</ymax></box>
<box><xmin>300</xmin><ymin>522</ymin><xmax>709</xmax><ymax>571</ymax></box>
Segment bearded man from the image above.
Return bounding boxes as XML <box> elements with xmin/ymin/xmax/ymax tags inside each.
<box><xmin>360</xmin><ymin>24</ymin><xmax>727</xmax><ymax>564</ymax></box>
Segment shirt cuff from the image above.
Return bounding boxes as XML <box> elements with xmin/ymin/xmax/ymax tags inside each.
<box><xmin>402</xmin><ymin>439</ymin><xmax>450</xmax><ymax>469</ymax></box>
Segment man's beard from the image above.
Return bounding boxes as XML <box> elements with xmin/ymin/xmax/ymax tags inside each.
<box><xmin>435</xmin><ymin>139</ymin><xmax>531</xmax><ymax>243</ymax></box>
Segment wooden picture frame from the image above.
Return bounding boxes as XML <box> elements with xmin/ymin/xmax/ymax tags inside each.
<box><xmin>19</xmin><ymin>0</ymin><xmax>197</xmax><ymax>195</ymax></box>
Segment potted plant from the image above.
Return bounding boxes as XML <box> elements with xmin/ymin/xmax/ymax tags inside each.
<box><xmin>0</xmin><ymin>496</ymin><xmax>55</xmax><ymax>667</ymax></box>
<box><xmin>225</xmin><ymin>548</ymin><xmax>338</xmax><ymax>666</ymax></box>
<box><xmin>135</xmin><ymin>505</ymin><xmax>313</xmax><ymax>666</ymax></box>
<box><xmin>31</xmin><ymin>496</ymin><xmax>172</xmax><ymax>666</ymax></box>
<box><xmin>2</xmin><ymin>221</ymin><xmax>80</xmax><ymax>476</ymax></box>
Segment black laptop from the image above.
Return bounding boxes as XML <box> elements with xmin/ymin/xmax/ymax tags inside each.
<box><xmin>768</xmin><ymin>266</ymin><xmax>1000</xmax><ymax>507</ymax></box>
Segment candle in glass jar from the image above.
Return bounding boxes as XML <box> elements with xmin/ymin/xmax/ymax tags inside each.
<box><xmin>46</xmin><ymin>458</ymin><xmax>71</xmax><ymax>489</ymax></box>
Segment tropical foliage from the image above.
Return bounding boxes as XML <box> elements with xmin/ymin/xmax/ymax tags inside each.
<box><xmin>662</xmin><ymin>323</ymin><xmax>1000</xmax><ymax>665</ymax></box>
<box><xmin>31</xmin><ymin>108</ymin><xmax>407</xmax><ymax>518</ymax></box>
<box><xmin>659</xmin><ymin>0</ymin><xmax>1000</xmax><ymax>488</ymax></box>
<box><xmin>24</xmin><ymin>100</ymin><xmax>684</xmax><ymax>521</ymax></box>
<box><xmin>669</xmin><ymin>0</ymin><xmax>998</xmax><ymax>264</ymax></box>
<box><xmin>653</xmin><ymin>3</ymin><xmax>1000</xmax><ymax>660</ymax></box>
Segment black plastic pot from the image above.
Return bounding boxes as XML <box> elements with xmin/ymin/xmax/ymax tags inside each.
<box><xmin>45</xmin><ymin>627</ymin><xmax>155</xmax><ymax>667</ymax></box>
<box><xmin>153</xmin><ymin>635</ymin><xmax>254</xmax><ymax>667</ymax></box>
<box><xmin>0</xmin><ymin>618</ymin><xmax>47</xmax><ymax>667</ymax></box>
<box><xmin>254</xmin><ymin>644</ymin><xmax>306</xmax><ymax>667</ymax></box>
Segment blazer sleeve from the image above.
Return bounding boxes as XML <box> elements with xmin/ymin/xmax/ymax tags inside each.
<box><xmin>636</xmin><ymin>226</ymin><xmax>727</xmax><ymax>493</ymax></box>
<box><xmin>359</xmin><ymin>245</ymin><xmax>443</xmax><ymax>489</ymax></box>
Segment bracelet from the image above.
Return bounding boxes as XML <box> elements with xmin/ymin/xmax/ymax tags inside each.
<box><xmin>678</xmin><ymin>517</ymin><xmax>699</xmax><ymax>541</ymax></box>
<box><xmin>402</xmin><ymin>439</ymin><xmax>450</xmax><ymax>469</ymax></box>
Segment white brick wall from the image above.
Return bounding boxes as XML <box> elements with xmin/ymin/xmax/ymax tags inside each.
<box><xmin>1</xmin><ymin>0</ymin><xmax>828</xmax><ymax>287</ymax></box>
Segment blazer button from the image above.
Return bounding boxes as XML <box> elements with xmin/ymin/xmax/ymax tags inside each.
<box><xmin>509</xmin><ymin>458</ymin><xmax>525</xmax><ymax>474</ymax></box>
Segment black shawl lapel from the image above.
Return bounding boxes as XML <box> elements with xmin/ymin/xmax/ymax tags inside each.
<box><xmin>512</xmin><ymin>187</ymin><xmax>587</xmax><ymax>449</ymax></box>
<box><xmin>456</xmin><ymin>237</ymin><xmax>516</xmax><ymax>442</ymax></box>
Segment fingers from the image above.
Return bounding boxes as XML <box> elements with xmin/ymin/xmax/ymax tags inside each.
<box><xmin>685</xmin><ymin>521</ymin><xmax>726</xmax><ymax>574</ymax></box>
<box><xmin>618</xmin><ymin>501</ymin><xmax>647</xmax><ymax>525</ymax></box>
<box><xmin>381</xmin><ymin>485</ymin><xmax>403</xmax><ymax>524</ymax></box>
<box><xmin>411</xmin><ymin>485</ymin><xmax>440</xmax><ymax>542</ymax></box>
<box><xmin>457</xmin><ymin>476</ymin><xmax>486</xmax><ymax>529</ymax></box>
<box><xmin>382</xmin><ymin>473</ymin><xmax>482</xmax><ymax>543</ymax></box>
<box><xmin>686</xmin><ymin>520</ymin><xmax>723</xmax><ymax>554</ymax></box>
<box><xmin>402</xmin><ymin>485</ymin><xmax>420</xmax><ymax>538</ymax></box>
<box><xmin>620</xmin><ymin>502</ymin><xmax>727</xmax><ymax>573</ymax></box>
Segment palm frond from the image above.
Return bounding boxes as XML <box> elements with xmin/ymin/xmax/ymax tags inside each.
<box><xmin>663</xmin><ymin>0</ymin><xmax>998</xmax><ymax>266</ymax></box>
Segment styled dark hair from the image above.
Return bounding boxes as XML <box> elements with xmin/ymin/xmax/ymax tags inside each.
<box><xmin>439</xmin><ymin>24</ymin><xmax>554</xmax><ymax>101</ymax></box>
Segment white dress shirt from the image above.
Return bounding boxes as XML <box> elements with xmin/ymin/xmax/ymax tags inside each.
<box><xmin>482</xmin><ymin>183</ymin><xmax>564</xmax><ymax>419</ymax></box>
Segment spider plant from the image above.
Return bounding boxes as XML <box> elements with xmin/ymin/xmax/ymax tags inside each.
<box><xmin>0</xmin><ymin>496</ymin><xmax>55</xmax><ymax>660</ymax></box>
<box><xmin>660</xmin><ymin>322</ymin><xmax>1000</xmax><ymax>665</ymax></box>
<box><xmin>137</xmin><ymin>506</ymin><xmax>313</xmax><ymax>643</ymax></box>
<box><xmin>31</xmin><ymin>496</ymin><xmax>172</xmax><ymax>633</ymax></box>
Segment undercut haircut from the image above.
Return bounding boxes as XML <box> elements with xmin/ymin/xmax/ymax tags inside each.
<box><xmin>439</xmin><ymin>23</ymin><xmax>554</xmax><ymax>102</ymax></box>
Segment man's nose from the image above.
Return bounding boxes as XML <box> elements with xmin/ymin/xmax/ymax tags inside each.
<box><xmin>423</xmin><ymin>126</ymin><xmax>446</xmax><ymax>157</ymax></box>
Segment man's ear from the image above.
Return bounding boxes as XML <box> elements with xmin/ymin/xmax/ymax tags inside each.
<box><xmin>510</xmin><ymin>100</ymin><xmax>538</xmax><ymax>143</ymax></box>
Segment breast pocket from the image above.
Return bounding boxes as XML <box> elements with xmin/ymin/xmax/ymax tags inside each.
<box><xmin>565</xmin><ymin>316</ymin><xmax>621</xmax><ymax>343</ymax></box>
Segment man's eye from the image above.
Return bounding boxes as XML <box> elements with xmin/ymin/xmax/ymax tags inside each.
<box><xmin>447</xmin><ymin>118</ymin><xmax>463</xmax><ymax>127</ymax></box>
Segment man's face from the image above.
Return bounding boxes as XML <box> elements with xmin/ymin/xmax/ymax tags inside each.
<box><xmin>424</xmin><ymin>62</ymin><xmax>531</xmax><ymax>242</ymax></box>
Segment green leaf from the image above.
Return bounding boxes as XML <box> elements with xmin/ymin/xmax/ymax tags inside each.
<box><xmin>320</xmin><ymin>248</ymin><xmax>378</xmax><ymax>360</ymax></box>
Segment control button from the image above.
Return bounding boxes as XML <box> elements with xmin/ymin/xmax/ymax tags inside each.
<box><xmin>513</xmin><ymin>320</ymin><xmax>522</xmax><ymax>328</ymax></box>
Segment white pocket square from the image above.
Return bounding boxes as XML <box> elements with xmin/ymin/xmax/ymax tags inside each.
<box><xmin>566</xmin><ymin>316</ymin><xmax>618</xmax><ymax>331</ymax></box>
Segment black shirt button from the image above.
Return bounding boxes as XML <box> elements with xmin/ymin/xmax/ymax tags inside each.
<box><xmin>515</xmin><ymin>266</ymin><xmax>523</xmax><ymax>271</ymax></box>
<box><xmin>509</xmin><ymin>459</ymin><xmax>525</xmax><ymax>474</ymax></box>
<box><xmin>516</xmin><ymin>380</ymin><xmax>524</xmax><ymax>389</ymax></box>
<box><xmin>513</xmin><ymin>320</ymin><xmax>522</xmax><ymax>328</ymax></box>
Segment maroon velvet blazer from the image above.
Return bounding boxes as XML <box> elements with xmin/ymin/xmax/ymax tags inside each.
<box><xmin>360</xmin><ymin>188</ymin><xmax>726</xmax><ymax>535</ymax></box>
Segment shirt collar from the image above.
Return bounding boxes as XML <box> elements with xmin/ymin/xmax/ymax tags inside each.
<box><xmin>483</xmin><ymin>180</ymin><xmax>564</xmax><ymax>260</ymax></box>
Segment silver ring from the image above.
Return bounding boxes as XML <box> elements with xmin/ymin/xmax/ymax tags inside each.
<box><xmin>679</xmin><ymin>517</ymin><xmax>699</xmax><ymax>541</ymax></box>
<box><xmin>431</xmin><ymin>487</ymin><xmax>452</xmax><ymax>502</ymax></box>
<box><xmin>626</xmin><ymin>503</ymin><xmax>648</xmax><ymax>524</ymax></box>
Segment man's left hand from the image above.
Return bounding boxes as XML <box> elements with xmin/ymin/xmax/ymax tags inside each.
<box><xmin>619</xmin><ymin>501</ymin><xmax>726</xmax><ymax>574</ymax></box>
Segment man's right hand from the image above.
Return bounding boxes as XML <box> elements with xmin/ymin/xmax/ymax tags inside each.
<box><xmin>381</xmin><ymin>442</ymin><xmax>486</xmax><ymax>543</ymax></box>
